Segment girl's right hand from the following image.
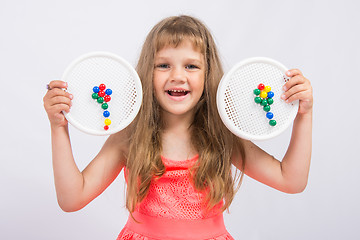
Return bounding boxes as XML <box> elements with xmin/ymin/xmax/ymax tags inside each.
<box><xmin>43</xmin><ymin>80</ymin><xmax>73</xmax><ymax>129</ymax></box>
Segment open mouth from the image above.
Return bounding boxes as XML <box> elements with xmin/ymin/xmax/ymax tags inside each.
<box><xmin>166</xmin><ymin>89</ymin><xmax>190</xmax><ymax>97</ymax></box>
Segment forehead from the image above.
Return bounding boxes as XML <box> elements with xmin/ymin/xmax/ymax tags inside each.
<box><xmin>155</xmin><ymin>32</ymin><xmax>205</xmax><ymax>55</ymax></box>
<box><xmin>155</xmin><ymin>39</ymin><xmax>203</xmax><ymax>60</ymax></box>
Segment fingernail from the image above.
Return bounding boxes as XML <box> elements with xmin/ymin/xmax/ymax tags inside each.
<box><xmin>283</xmin><ymin>85</ymin><xmax>287</xmax><ymax>91</ymax></box>
<box><xmin>69</xmin><ymin>94</ymin><xmax>73</xmax><ymax>99</ymax></box>
<box><xmin>286</xmin><ymin>71</ymin><xmax>291</xmax><ymax>76</ymax></box>
<box><xmin>281</xmin><ymin>94</ymin><xmax>286</xmax><ymax>100</ymax></box>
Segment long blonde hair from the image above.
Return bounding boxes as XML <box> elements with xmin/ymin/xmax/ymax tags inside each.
<box><xmin>126</xmin><ymin>15</ymin><xmax>245</xmax><ymax>214</ymax></box>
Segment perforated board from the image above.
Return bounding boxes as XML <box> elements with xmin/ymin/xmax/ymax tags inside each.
<box><xmin>217</xmin><ymin>57</ymin><xmax>298</xmax><ymax>141</ymax></box>
<box><xmin>62</xmin><ymin>52</ymin><xmax>142</xmax><ymax>135</ymax></box>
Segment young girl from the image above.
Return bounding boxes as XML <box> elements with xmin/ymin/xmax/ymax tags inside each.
<box><xmin>43</xmin><ymin>15</ymin><xmax>313</xmax><ymax>239</ymax></box>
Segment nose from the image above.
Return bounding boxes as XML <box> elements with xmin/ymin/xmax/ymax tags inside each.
<box><xmin>170</xmin><ymin>66</ymin><xmax>186</xmax><ymax>83</ymax></box>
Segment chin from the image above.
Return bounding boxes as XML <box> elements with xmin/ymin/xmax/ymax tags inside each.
<box><xmin>162</xmin><ymin>107</ymin><xmax>194</xmax><ymax>116</ymax></box>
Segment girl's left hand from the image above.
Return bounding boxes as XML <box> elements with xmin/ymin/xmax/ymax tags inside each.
<box><xmin>281</xmin><ymin>69</ymin><xmax>313</xmax><ymax>115</ymax></box>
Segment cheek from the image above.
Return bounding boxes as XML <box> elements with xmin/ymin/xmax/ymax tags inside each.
<box><xmin>153</xmin><ymin>73</ymin><xmax>162</xmax><ymax>93</ymax></box>
<box><xmin>196</xmin><ymin>75</ymin><xmax>205</xmax><ymax>95</ymax></box>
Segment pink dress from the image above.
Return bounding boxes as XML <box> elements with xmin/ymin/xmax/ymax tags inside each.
<box><xmin>117</xmin><ymin>155</ymin><xmax>234</xmax><ymax>240</ymax></box>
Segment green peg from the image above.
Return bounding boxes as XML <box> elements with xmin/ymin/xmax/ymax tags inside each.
<box><xmin>254</xmin><ymin>97</ymin><xmax>262</xmax><ymax>104</ymax></box>
<box><xmin>97</xmin><ymin>97</ymin><xmax>104</xmax><ymax>103</ymax></box>
<box><xmin>267</xmin><ymin>98</ymin><xmax>274</xmax><ymax>105</ymax></box>
<box><xmin>263</xmin><ymin>105</ymin><xmax>271</xmax><ymax>112</ymax></box>
<box><xmin>92</xmin><ymin>93</ymin><xmax>99</xmax><ymax>99</ymax></box>
<box><xmin>101</xmin><ymin>103</ymin><xmax>108</xmax><ymax>109</ymax></box>
<box><xmin>260</xmin><ymin>99</ymin><xmax>268</xmax><ymax>106</ymax></box>
<box><xmin>269</xmin><ymin>120</ymin><xmax>277</xmax><ymax>126</ymax></box>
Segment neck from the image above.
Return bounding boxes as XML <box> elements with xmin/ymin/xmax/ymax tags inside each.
<box><xmin>161</xmin><ymin>110</ymin><xmax>194</xmax><ymax>132</ymax></box>
<box><xmin>160</xmin><ymin>110</ymin><xmax>197</xmax><ymax>160</ymax></box>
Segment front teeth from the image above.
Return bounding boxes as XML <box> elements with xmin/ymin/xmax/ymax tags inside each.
<box><xmin>169</xmin><ymin>90</ymin><xmax>186</xmax><ymax>92</ymax></box>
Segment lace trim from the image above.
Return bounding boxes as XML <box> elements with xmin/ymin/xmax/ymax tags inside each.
<box><xmin>136</xmin><ymin>154</ymin><xmax>223</xmax><ymax>220</ymax></box>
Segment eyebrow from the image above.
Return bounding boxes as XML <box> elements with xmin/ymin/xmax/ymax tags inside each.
<box><xmin>154</xmin><ymin>56</ymin><xmax>204</xmax><ymax>65</ymax></box>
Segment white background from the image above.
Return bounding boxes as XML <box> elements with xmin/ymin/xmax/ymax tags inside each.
<box><xmin>1</xmin><ymin>0</ymin><xmax>359</xmax><ymax>239</ymax></box>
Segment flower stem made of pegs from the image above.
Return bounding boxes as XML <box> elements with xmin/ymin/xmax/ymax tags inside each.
<box><xmin>253</xmin><ymin>83</ymin><xmax>276</xmax><ymax>127</ymax></box>
<box><xmin>92</xmin><ymin>84</ymin><xmax>113</xmax><ymax>131</ymax></box>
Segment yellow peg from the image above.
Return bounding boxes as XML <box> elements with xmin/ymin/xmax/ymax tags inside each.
<box><xmin>260</xmin><ymin>91</ymin><xmax>268</xmax><ymax>99</ymax></box>
<box><xmin>104</xmin><ymin>119</ymin><xmax>111</xmax><ymax>126</ymax></box>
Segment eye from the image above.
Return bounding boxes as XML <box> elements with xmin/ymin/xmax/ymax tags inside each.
<box><xmin>186</xmin><ymin>64</ymin><xmax>199</xmax><ymax>70</ymax></box>
<box><xmin>155</xmin><ymin>64</ymin><xmax>170</xmax><ymax>69</ymax></box>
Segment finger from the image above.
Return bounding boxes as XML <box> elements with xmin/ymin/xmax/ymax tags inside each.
<box><xmin>57</xmin><ymin>103</ymin><xmax>71</xmax><ymax>113</ymax></box>
<box><xmin>44</xmin><ymin>89</ymin><xmax>73</xmax><ymax>111</ymax></box>
<box><xmin>45</xmin><ymin>87</ymin><xmax>73</xmax><ymax>100</ymax></box>
<box><xmin>44</xmin><ymin>100</ymin><xmax>72</xmax><ymax>115</ymax></box>
<box><xmin>285</xmin><ymin>69</ymin><xmax>303</xmax><ymax>78</ymax></box>
<box><xmin>54</xmin><ymin>112</ymin><xmax>66</xmax><ymax>121</ymax></box>
<box><xmin>53</xmin><ymin>110</ymin><xmax>69</xmax><ymax>123</ymax></box>
<box><xmin>285</xmin><ymin>89</ymin><xmax>312</xmax><ymax>104</ymax></box>
<box><xmin>283</xmin><ymin>75</ymin><xmax>306</xmax><ymax>92</ymax></box>
<box><xmin>48</xmin><ymin>95</ymin><xmax>73</xmax><ymax>107</ymax></box>
<box><xmin>47</xmin><ymin>80</ymin><xmax>67</xmax><ymax>90</ymax></box>
<box><xmin>281</xmin><ymin>83</ymin><xmax>307</xmax><ymax>102</ymax></box>
<box><xmin>51</xmin><ymin>103</ymin><xmax>71</xmax><ymax>114</ymax></box>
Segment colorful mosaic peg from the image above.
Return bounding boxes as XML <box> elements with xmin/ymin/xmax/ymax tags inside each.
<box><xmin>101</xmin><ymin>103</ymin><xmax>108</xmax><ymax>110</ymax></box>
<box><xmin>269</xmin><ymin>120</ymin><xmax>277</xmax><ymax>126</ymax></box>
<box><xmin>103</xmin><ymin>110</ymin><xmax>110</xmax><ymax>118</ymax></box>
<box><xmin>93</xmin><ymin>86</ymin><xmax>100</xmax><ymax>93</ymax></box>
<box><xmin>92</xmin><ymin>83</ymin><xmax>112</xmax><ymax>131</ymax></box>
<box><xmin>253</xmin><ymin>83</ymin><xmax>276</xmax><ymax>126</ymax></box>
<box><xmin>104</xmin><ymin>95</ymin><xmax>111</xmax><ymax>102</ymax></box>
<box><xmin>98</xmin><ymin>91</ymin><xmax>105</xmax><ymax>97</ymax></box>
<box><xmin>104</xmin><ymin>118</ymin><xmax>111</xmax><ymax>126</ymax></box>
<box><xmin>266</xmin><ymin>112</ymin><xmax>274</xmax><ymax>119</ymax></box>
<box><xmin>263</xmin><ymin>105</ymin><xmax>271</xmax><ymax>112</ymax></box>
<box><xmin>267</xmin><ymin>98</ymin><xmax>274</xmax><ymax>105</ymax></box>
<box><xmin>258</xmin><ymin>83</ymin><xmax>265</xmax><ymax>90</ymax></box>
<box><xmin>260</xmin><ymin>91</ymin><xmax>268</xmax><ymax>99</ymax></box>
<box><xmin>105</xmin><ymin>89</ymin><xmax>112</xmax><ymax>95</ymax></box>
<box><xmin>267</xmin><ymin>91</ymin><xmax>274</xmax><ymax>98</ymax></box>
<box><xmin>92</xmin><ymin>93</ymin><xmax>99</xmax><ymax>99</ymax></box>
<box><xmin>260</xmin><ymin>99</ymin><xmax>268</xmax><ymax>106</ymax></box>
<box><xmin>253</xmin><ymin>89</ymin><xmax>261</xmax><ymax>95</ymax></box>
<box><xmin>99</xmin><ymin>84</ymin><xmax>106</xmax><ymax>91</ymax></box>
<box><xmin>97</xmin><ymin>97</ymin><xmax>104</xmax><ymax>103</ymax></box>
<box><xmin>264</xmin><ymin>86</ymin><xmax>271</xmax><ymax>92</ymax></box>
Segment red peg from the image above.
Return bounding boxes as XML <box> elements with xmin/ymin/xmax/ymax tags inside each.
<box><xmin>258</xmin><ymin>83</ymin><xmax>265</xmax><ymax>90</ymax></box>
<box><xmin>104</xmin><ymin>125</ymin><xmax>109</xmax><ymax>131</ymax></box>
<box><xmin>98</xmin><ymin>91</ymin><xmax>105</xmax><ymax>97</ymax></box>
<box><xmin>99</xmin><ymin>84</ymin><xmax>106</xmax><ymax>91</ymax></box>
<box><xmin>104</xmin><ymin>95</ymin><xmax>111</xmax><ymax>102</ymax></box>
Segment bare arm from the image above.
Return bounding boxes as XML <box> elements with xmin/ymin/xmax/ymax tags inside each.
<box><xmin>44</xmin><ymin>80</ymin><xmax>127</xmax><ymax>212</ymax></box>
<box><xmin>232</xmin><ymin>69</ymin><xmax>313</xmax><ymax>193</ymax></box>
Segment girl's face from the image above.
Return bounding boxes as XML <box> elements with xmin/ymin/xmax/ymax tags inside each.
<box><xmin>153</xmin><ymin>39</ymin><xmax>205</xmax><ymax>119</ymax></box>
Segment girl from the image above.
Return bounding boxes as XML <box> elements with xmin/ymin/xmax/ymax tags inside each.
<box><xmin>43</xmin><ymin>15</ymin><xmax>313</xmax><ymax>239</ymax></box>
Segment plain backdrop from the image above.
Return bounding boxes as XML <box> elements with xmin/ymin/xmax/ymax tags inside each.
<box><xmin>1</xmin><ymin>0</ymin><xmax>359</xmax><ymax>239</ymax></box>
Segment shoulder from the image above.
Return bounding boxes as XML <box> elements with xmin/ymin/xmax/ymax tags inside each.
<box><xmin>101</xmin><ymin>125</ymin><xmax>132</xmax><ymax>166</ymax></box>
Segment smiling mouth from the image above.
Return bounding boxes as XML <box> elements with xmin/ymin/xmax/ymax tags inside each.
<box><xmin>167</xmin><ymin>89</ymin><xmax>190</xmax><ymax>96</ymax></box>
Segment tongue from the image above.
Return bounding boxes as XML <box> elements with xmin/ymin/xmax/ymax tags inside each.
<box><xmin>170</xmin><ymin>91</ymin><xmax>187</xmax><ymax>96</ymax></box>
